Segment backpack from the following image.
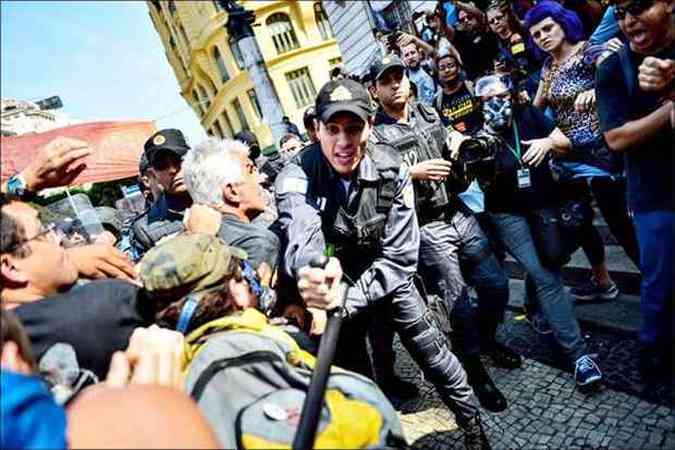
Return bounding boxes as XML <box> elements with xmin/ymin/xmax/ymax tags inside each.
<box><xmin>182</xmin><ymin>309</ymin><xmax>406</xmax><ymax>449</ymax></box>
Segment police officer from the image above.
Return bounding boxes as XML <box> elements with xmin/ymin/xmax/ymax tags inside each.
<box><xmin>275</xmin><ymin>79</ymin><xmax>490</xmax><ymax>449</ymax></box>
<box><xmin>130</xmin><ymin>129</ymin><xmax>192</xmax><ymax>261</ymax></box>
<box><xmin>369</xmin><ymin>55</ymin><xmax>520</xmax><ymax>413</ymax></box>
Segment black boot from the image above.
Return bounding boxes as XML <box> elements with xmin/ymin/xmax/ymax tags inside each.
<box><xmin>484</xmin><ymin>341</ymin><xmax>522</xmax><ymax>370</ymax></box>
<box><xmin>463</xmin><ymin>355</ymin><xmax>507</xmax><ymax>412</ymax></box>
<box><xmin>464</xmin><ymin>414</ymin><xmax>491</xmax><ymax>450</ymax></box>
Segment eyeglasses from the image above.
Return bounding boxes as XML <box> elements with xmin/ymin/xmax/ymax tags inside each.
<box><xmin>488</xmin><ymin>14</ymin><xmax>505</xmax><ymax>25</ymax></box>
<box><xmin>615</xmin><ymin>0</ymin><xmax>655</xmax><ymax>20</ymax></box>
<box><xmin>438</xmin><ymin>63</ymin><xmax>458</xmax><ymax>72</ymax></box>
<box><xmin>4</xmin><ymin>222</ymin><xmax>62</xmax><ymax>254</ymax></box>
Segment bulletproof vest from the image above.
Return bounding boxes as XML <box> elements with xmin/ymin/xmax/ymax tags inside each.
<box><xmin>372</xmin><ymin>103</ymin><xmax>450</xmax><ymax>214</ymax></box>
<box><xmin>131</xmin><ymin>194</ymin><xmax>186</xmax><ymax>255</ymax></box>
<box><xmin>293</xmin><ymin>144</ymin><xmax>399</xmax><ymax>275</ymax></box>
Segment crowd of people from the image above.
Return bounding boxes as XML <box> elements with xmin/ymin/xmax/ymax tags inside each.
<box><xmin>1</xmin><ymin>0</ymin><xmax>672</xmax><ymax>449</ymax></box>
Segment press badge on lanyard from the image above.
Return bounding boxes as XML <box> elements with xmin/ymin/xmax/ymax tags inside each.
<box><xmin>508</xmin><ymin>120</ymin><xmax>531</xmax><ymax>190</ymax></box>
<box><xmin>517</xmin><ymin>168</ymin><xmax>531</xmax><ymax>189</ymax></box>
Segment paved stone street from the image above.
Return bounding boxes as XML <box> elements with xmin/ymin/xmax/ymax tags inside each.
<box><xmin>391</xmin><ymin>312</ymin><xmax>674</xmax><ymax>449</ymax></box>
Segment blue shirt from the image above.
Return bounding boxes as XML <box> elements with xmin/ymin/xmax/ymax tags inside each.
<box><xmin>1</xmin><ymin>370</ymin><xmax>67</xmax><ymax>450</ymax></box>
<box><xmin>407</xmin><ymin>66</ymin><xmax>437</xmax><ymax>107</ymax></box>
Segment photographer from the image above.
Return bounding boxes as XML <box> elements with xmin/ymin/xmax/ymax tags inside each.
<box><xmin>468</xmin><ymin>75</ymin><xmax>602</xmax><ymax>388</ymax></box>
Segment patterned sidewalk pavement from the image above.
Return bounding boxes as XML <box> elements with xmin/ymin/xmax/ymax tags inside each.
<box><xmin>392</xmin><ymin>313</ymin><xmax>674</xmax><ymax>449</ymax></box>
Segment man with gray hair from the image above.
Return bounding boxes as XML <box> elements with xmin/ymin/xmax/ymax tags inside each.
<box><xmin>182</xmin><ymin>138</ymin><xmax>280</xmax><ymax>271</ymax></box>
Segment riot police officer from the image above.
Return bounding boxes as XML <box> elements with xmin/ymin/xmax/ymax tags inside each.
<box><xmin>275</xmin><ymin>79</ymin><xmax>490</xmax><ymax>449</ymax></box>
<box><xmin>369</xmin><ymin>55</ymin><xmax>520</xmax><ymax>413</ymax></box>
<box><xmin>130</xmin><ymin>129</ymin><xmax>192</xmax><ymax>260</ymax></box>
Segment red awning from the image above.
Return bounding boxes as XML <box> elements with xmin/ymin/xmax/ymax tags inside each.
<box><xmin>0</xmin><ymin>121</ymin><xmax>156</xmax><ymax>186</ymax></box>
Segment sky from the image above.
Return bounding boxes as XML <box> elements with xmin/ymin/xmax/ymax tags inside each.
<box><xmin>1</xmin><ymin>0</ymin><xmax>207</xmax><ymax>145</ymax></box>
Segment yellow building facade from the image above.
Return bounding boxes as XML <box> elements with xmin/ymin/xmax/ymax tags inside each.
<box><xmin>147</xmin><ymin>0</ymin><xmax>342</xmax><ymax>148</ymax></box>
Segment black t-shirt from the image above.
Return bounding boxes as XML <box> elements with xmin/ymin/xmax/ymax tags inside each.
<box><xmin>436</xmin><ymin>83</ymin><xmax>484</xmax><ymax>135</ymax></box>
<box><xmin>217</xmin><ymin>213</ymin><xmax>280</xmax><ymax>270</ymax></box>
<box><xmin>14</xmin><ymin>280</ymin><xmax>147</xmax><ymax>379</ymax></box>
<box><xmin>485</xmin><ymin>106</ymin><xmax>559</xmax><ymax>214</ymax></box>
<box><xmin>453</xmin><ymin>29</ymin><xmax>499</xmax><ymax>81</ymax></box>
<box><xmin>596</xmin><ymin>47</ymin><xmax>674</xmax><ymax>213</ymax></box>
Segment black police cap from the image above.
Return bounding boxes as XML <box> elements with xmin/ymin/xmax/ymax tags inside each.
<box><xmin>315</xmin><ymin>79</ymin><xmax>372</xmax><ymax>123</ymax></box>
<box><xmin>143</xmin><ymin>129</ymin><xmax>189</xmax><ymax>167</ymax></box>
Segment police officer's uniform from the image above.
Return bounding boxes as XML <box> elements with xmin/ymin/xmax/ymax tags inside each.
<box><xmin>370</xmin><ymin>56</ymin><xmax>511</xmax><ymax>412</ymax></box>
<box><xmin>275</xmin><ymin>79</ymin><xmax>483</xmax><ymax>433</ymax></box>
<box><xmin>129</xmin><ymin>129</ymin><xmax>190</xmax><ymax>261</ymax></box>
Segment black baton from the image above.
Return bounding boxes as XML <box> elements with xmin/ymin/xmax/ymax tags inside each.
<box><xmin>292</xmin><ymin>256</ymin><xmax>346</xmax><ymax>450</ymax></box>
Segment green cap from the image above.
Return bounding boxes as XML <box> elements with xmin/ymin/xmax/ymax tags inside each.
<box><xmin>139</xmin><ymin>233</ymin><xmax>247</xmax><ymax>298</ymax></box>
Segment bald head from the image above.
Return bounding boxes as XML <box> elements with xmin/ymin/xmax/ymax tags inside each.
<box><xmin>67</xmin><ymin>385</ymin><xmax>220</xmax><ymax>449</ymax></box>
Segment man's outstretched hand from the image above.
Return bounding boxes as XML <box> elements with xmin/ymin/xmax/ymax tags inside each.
<box><xmin>21</xmin><ymin>137</ymin><xmax>92</xmax><ymax>192</ymax></box>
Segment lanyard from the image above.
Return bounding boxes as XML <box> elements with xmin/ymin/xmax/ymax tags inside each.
<box><xmin>504</xmin><ymin>119</ymin><xmax>522</xmax><ymax>162</ymax></box>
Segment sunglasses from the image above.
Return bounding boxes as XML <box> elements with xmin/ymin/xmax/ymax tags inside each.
<box><xmin>615</xmin><ymin>0</ymin><xmax>655</xmax><ymax>20</ymax></box>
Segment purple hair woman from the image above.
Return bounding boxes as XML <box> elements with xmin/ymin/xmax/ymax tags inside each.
<box><xmin>525</xmin><ymin>1</ymin><xmax>640</xmax><ymax>303</ymax></box>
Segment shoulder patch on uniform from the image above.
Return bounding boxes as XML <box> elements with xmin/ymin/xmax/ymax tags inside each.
<box><xmin>403</xmin><ymin>183</ymin><xmax>415</xmax><ymax>209</ymax></box>
<box><xmin>279</xmin><ymin>177</ymin><xmax>308</xmax><ymax>194</ymax></box>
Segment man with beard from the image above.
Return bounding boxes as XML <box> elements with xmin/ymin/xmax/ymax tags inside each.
<box><xmin>370</xmin><ymin>55</ymin><xmax>518</xmax><ymax>413</ymax></box>
<box><xmin>130</xmin><ymin>129</ymin><xmax>192</xmax><ymax>259</ymax></box>
<box><xmin>401</xmin><ymin>42</ymin><xmax>437</xmax><ymax>107</ymax></box>
<box><xmin>596</xmin><ymin>0</ymin><xmax>674</xmax><ymax>380</ymax></box>
<box><xmin>446</xmin><ymin>5</ymin><xmax>500</xmax><ymax>80</ymax></box>
<box><xmin>435</xmin><ymin>51</ymin><xmax>485</xmax><ymax>135</ymax></box>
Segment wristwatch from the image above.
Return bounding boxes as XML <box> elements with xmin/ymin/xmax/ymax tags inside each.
<box><xmin>6</xmin><ymin>174</ymin><xmax>32</xmax><ymax>200</ymax></box>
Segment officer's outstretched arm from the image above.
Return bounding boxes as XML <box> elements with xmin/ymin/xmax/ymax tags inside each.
<box><xmin>342</xmin><ymin>165</ymin><xmax>420</xmax><ymax>316</ymax></box>
<box><xmin>274</xmin><ymin>164</ymin><xmax>327</xmax><ymax>280</ymax></box>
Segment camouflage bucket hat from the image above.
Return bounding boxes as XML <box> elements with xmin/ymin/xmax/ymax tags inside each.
<box><xmin>139</xmin><ymin>233</ymin><xmax>247</xmax><ymax>298</ymax></box>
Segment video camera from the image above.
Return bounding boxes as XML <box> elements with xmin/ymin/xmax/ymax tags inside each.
<box><xmin>455</xmin><ymin>133</ymin><xmax>502</xmax><ymax>186</ymax></box>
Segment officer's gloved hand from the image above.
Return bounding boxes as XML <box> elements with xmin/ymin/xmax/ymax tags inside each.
<box><xmin>297</xmin><ymin>257</ymin><xmax>343</xmax><ymax>311</ymax></box>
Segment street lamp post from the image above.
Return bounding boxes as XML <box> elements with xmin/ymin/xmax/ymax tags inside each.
<box><xmin>218</xmin><ymin>0</ymin><xmax>287</xmax><ymax>145</ymax></box>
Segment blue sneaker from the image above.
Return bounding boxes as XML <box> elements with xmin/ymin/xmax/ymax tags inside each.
<box><xmin>575</xmin><ymin>354</ymin><xmax>602</xmax><ymax>386</ymax></box>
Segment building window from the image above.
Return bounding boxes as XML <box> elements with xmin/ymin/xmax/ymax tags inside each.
<box><xmin>314</xmin><ymin>3</ymin><xmax>333</xmax><ymax>40</ymax></box>
<box><xmin>232</xmin><ymin>98</ymin><xmax>249</xmax><ymax>131</ymax></box>
<box><xmin>168</xmin><ymin>0</ymin><xmax>177</xmax><ymax>17</ymax></box>
<box><xmin>212</xmin><ymin>46</ymin><xmax>230</xmax><ymax>83</ymax></box>
<box><xmin>198</xmin><ymin>85</ymin><xmax>211</xmax><ymax>110</ymax></box>
<box><xmin>266</xmin><ymin>13</ymin><xmax>300</xmax><ymax>55</ymax></box>
<box><xmin>213</xmin><ymin>0</ymin><xmax>223</xmax><ymax>12</ymax></box>
<box><xmin>247</xmin><ymin>89</ymin><xmax>262</xmax><ymax>120</ymax></box>
<box><xmin>328</xmin><ymin>57</ymin><xmax>342</xmax><ymax>69</ymax></box>
<box><xmin>285</xmin><ymin>67</ymin><xmax>317</xmax><ymax>108</ymax></box>
<box><xmin>213</xmin><ymin>120</ymin><xmax>225</xmax><ymax>138</ymax></box>
<box><xmin>192</xmin><ymin>90</ymin><xmax>203</xmax><ymax>115</ymax></box>
<box><xmin>229</xmin><ymin>37</ymin><xmax>245</xmax><ymax>70</ymax></box>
